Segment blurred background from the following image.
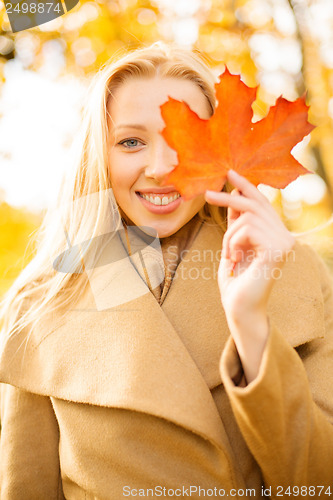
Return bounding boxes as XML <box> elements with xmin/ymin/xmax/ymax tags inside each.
<box><xmin>0</xmin><ymin>0</ymin><xmax>332</xmax><ymax>297</ymax></box>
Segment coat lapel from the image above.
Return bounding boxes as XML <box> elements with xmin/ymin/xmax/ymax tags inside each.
<box><xmin>266</xmin><ymin>241</ymin><xmax>326</xmax><ymax>347</ymax></box>
<box><xmin>0</xmin><ymin>222</ymin><xmax>231</xmax><ymax>452</ymax></box>
<box><xmin>161</xmin><ymin>222</ymin><xmax>230</xmax><ymax>390</ymax></box>
<box><xmin>0</xmin><ymin>221</ymin><xmax>325</xmax><ymax>452</ymax></box>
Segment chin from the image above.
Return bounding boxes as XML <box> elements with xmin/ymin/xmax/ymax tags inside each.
<box><xmin>138</xmin><ymin>221</ymin><xmax>175</xmax><ymax>239</ymax></box>
<box><xmin>156</xmin><ymin>223</ymin><xmax>184</xmax><ymax>239</ymax></box>
<box><xmin>157</xmin><ymin>230</ymin><xmax>175</xmax><ymax>238</ymax></box>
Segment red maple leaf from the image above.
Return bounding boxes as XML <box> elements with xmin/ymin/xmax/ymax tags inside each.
<box><xmin>159</xmin><ymin>68</ymin><xmax>315</xmax><ymax>200</ymax></box>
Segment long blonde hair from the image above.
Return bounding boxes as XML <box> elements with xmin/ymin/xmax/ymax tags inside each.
<box><xmin>0</xmin><ymin>40</ymin><xmax>228</xmax><ymax>340</ymax></box>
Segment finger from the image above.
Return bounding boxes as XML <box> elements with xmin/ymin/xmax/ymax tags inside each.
<box><xmin>223</xmin><ymin>212</ymin><xmax>269</xmax><ymax>259</ymax></box>
<box><xmin>227</xmin><ymin>189</ymin><xmax>241</xmax><ymax>228</ymax></box>
<box><xmin>227</xmin><ymin>169</ymin><xmax>270</xmax><ymax>206</ymax></box>
<box><xmin>205</xmin><ymin>190</ymin><xmax>260</xmax><ymax>215</ymax></box>
<box><xmin>204</xmin><ymin>189</ymin><xmax>280</xmax><ymax>227</ymax></box>
<box><xmin>219</xmin><ymin>256</ymin><xmax>236</xmax><ymax>281</ymax></box>
<box><xmin>227</xmin><ymin>225</ymin><xmax>265</xmax><ymax>263</ymax></box>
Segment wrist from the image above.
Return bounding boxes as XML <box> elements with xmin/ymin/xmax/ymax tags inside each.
<box><xmin>225</xmin><ymin>306</ymin><xmax>268</xmax><ymax>329</ymax></box>
<box><xmin>226</xmin><ymin>312</ymin><xmax>270</xmax><ymax>384</ymax></box>
<box><xmin>227</xmin><ymin>312</ymin><xmax>269</xmax><ymax>349</ymax></box>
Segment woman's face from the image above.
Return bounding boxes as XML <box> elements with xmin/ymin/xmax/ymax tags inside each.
<box><xmin>107</xmin><ymin>75</ymin><xmax>212</xmax><ymax>238</ymax></box>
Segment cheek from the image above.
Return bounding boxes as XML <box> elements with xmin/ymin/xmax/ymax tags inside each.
<box><xmin>188</xmin><ymin>195</ymin><xmax>206</xmax><ymax>212</ymax></box>
<box><xmin>108</xmin><ymin>155</ymin><xmax>129</xmax><ymax>193</ymax></box>
<box><xmin>108</xmin><ymin>152</ymin><xmax>140</xmax><ymax>190</ymax></box>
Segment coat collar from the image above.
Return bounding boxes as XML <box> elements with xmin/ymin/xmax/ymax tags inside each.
<box><xmin>0</xmin><ymin>220</ymin><xmax>325</xmax><ymax>451</ymax></box>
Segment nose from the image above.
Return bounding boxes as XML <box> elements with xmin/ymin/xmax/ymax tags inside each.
<box><xmin>144</xmin><ymin>138</ymin><xmax>178</xmax><ymax>182</ymax></box>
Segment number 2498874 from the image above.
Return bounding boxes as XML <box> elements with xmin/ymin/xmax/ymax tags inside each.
<box><xmin>5</xmin><ymin>2</ymin><xmax>61</xmax><ymax>14</ymax></box>
<box><xmin>275</xmin><ymin>486</ymin><xmax>331</xmax><ymax>496</ymax></box>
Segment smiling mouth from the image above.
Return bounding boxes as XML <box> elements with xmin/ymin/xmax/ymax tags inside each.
<box><xmin>136</xmin><ymin>191</ymin><xmax>181</xmax><ymax>206</ymax></box>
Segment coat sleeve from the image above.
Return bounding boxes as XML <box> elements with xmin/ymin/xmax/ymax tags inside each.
<box><xmin>220</xmin><ymin>248</ymin><xmax>333</xmax><ymax>490</ymax></box>
<box><xmin>0</xmin><ymin>383</ymin><xmax>65</xmax><ymax>500</ymax></box>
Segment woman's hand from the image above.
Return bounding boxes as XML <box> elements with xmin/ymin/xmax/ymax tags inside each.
<box><xmin>205</xmin><ymin>169</ymin><xmax>296</xmax><ymax>383</ymax></box>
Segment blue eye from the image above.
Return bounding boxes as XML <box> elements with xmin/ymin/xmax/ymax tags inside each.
<box><xmin>118</xmin><ymin>138</ymin><xmax>143</xmax><ymax>149</ymax></box>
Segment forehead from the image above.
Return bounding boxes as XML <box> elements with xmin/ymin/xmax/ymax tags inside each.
<box><xmin>107</xmin><ymin>76</ymin><xmax>211</xmax><ymax>127</ymax></box>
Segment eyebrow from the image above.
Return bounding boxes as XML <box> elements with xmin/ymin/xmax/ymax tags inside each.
<box><xmin>113</xmin><ymin>124</ymin><xmax>148</xmax><ymax>131</ymax></box>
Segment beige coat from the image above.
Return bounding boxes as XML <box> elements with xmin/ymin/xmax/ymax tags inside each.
<box><xmin>0</xmin><ymin>220</ymin><xmax>333</xmax><ymax>499</ymax></box>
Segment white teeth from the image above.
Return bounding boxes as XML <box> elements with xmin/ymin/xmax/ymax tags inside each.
<box><xmin>140</xmin><ymin>193</ymin><xmax>180</xmax><ymax>206</ymax></box>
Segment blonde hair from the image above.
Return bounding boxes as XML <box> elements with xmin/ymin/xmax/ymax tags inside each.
<box><xmin>0</xmin><ymin>40</ymin><xmax>229</xmax><ymax>340</ymax></box>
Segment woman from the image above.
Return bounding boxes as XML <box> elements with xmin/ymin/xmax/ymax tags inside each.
<box><xmin>0</xmin><ymin>41</ymin><xmax>332</xmax><ymax>499</ymax></box>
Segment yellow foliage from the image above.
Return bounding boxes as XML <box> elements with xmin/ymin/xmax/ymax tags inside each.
<box><xmin>0</xmin><ymin>203</ymin><xmax>41</xmax><ymax>297</ymax></box>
